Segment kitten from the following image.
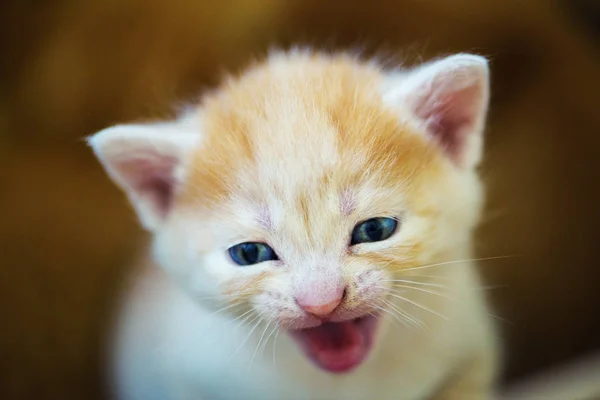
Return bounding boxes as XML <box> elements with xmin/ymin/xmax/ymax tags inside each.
<box><xmin>89</xmin><ymin>49</ymin><xmax>498</xmax><ymax>400</ymax></box>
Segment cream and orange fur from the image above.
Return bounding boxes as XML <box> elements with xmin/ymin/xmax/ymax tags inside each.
<box><xmin>89</xmin><ymin>50</ymin><xmax>498</xmax><ymax>400</ymax></box>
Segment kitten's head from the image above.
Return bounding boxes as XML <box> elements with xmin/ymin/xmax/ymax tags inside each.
<box><xmin>90</xmin><ymin>50</ymin><xmax>489</xmax><ymax>373</ymax></box>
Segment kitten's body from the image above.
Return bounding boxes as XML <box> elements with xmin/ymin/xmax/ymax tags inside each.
<box><xmin>91</xmin><ymin>50</ymin><xmax>498</xmax><ymax>400</ymax></box>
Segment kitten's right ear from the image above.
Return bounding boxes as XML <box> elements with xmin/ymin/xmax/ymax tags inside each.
<box><xmin>382</xmin><ymin>54</ymin><xmax>490</xmax><ymax>169</ymax></box>
<box><xmin>87</xmin><ymin>117</ymin><xmax>200</xmax><ymax>231</ymax></box>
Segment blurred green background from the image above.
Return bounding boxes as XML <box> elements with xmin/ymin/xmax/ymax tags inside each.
<box><xmin>1</xmin><ymin>0</ymin><xmax>599</xmax><ymax>399</ymax></box>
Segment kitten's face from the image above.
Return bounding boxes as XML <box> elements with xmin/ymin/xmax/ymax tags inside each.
<box><xmin>90</xmin><ymin>51</ymin><xmax>489</xmax><ymax>374</ymax></box>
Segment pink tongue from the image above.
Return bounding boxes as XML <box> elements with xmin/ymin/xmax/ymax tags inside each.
<box><xmin>295</xmin><ymin>321</ymin><xmax>366</xmax><ymax>373</ymax></box>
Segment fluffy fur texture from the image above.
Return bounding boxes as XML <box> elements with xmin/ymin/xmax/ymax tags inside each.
<box><xmin>90</xmin><ymin>50</ymin><xmax>498</xmax><ymax>400</ymax></box>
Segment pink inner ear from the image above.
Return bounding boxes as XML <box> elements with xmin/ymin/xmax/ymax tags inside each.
<box><xmin>415</xmin><ymin>83</ymin><xmax>481</xmax><ymax>163</ymax></box>
<box><xmin>115</xmin><ymin>155</ymin><xmax>177</xmax><ymax>219</ymax></box>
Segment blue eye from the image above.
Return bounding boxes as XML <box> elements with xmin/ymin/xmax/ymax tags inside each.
<box><xmin>228</xmin><ymin>242</ymin><xmax>279</xmax><ymax>266</ymax></box>
<box><xmin>350</xmin><ymin>217</ymin><xmax>398</xmax><ymax>245</ymax></box>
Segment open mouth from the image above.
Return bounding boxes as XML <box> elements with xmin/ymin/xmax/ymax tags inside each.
<box><xmin>289</xmin><ymin>314</ymin><xmax>379</xmax><ymax>373</ymax></box>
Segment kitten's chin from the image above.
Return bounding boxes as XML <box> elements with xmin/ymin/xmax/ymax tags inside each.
<box><xmin>289</xmin><ymin>314</ymin><xmax>379</xmax><ymax>374</ymax></box>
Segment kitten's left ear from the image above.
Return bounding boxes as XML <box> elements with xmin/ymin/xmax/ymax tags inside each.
<box><xmin>87</xmin><ymin>115</ymin><xmax>200</xmax><ymax>231</ymax></box>
<box><xmin>383</xmin><ymin>54</ymin><xmax>490</xmax><ymax>168</ymax></box>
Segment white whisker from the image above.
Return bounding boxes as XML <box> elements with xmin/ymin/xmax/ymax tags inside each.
<box><xmin>388</xmin><ymin>275</ymin><xmax>506</xmax><ymax>293</ymax></box>
<box><xmin>261</xmin><ymin>323</ymin><xmax>279</xmax><ymax>359</ymax></box>
<box><xmin>369</xmin><ymin>303</ymin><xmax>407</xmax><ymax>329</ymax></box>
<box><xmin>248</xmin><ymin>321</ymin><xmax>272</xmax><ymax>372</ymax></box>
<box><xmin>272</xmin><ymin>328</ymin><xmax>280</xmax><ymax>367</ymax></box>
<box><xmin>477</xmin><ymin>285</ymin><xmax>507</xmax><ymax>291</ymax></box>
<box><xmin>399</xmin><ymin>273</ymin><xmax>458</xmax><ymax>282</ymax></box>
<box><xmin>209</xmin><ymin>302</ymin><xmax>243</xmax><ymax>317</ymax></box>
<box><xmin>231</xmin><ymin>308</ymin><xmax>255</xmax><ymax>328</ymax></box>
<box><xmin>383</xmin><ymin>279</ymin><xmax>448</xmax><ymax>289</ymax></box>
<box><xmin>402</xmin><ymin>255</ymin><xmax>518</xmax><ymax>273</ymax></box>
<box><xmin>382</xmin><ymin>299</ymin><xmax>426</xmax><ymax>331</ymax></box>
<box><xmin>386</xmin><ymin>292</ymin><xmax>449</xmax><ymax>321</ymax></box>
<box><xmin>488</xmin><ymin>313</ymin><xmax>513</xmax><ymax>325</ymax></box>
<box><xmin>195</xmin><ymin>293</ymin><xmax>239</xmax><ymax>302</ymax></box>
<box><xmin>228</xmin><ymin>314</ymin><xmax>261</xmax><ymax>363</ymax></box>
<box><xmin>389</xmin><ymin>284</ymin><xmax>455</xmax><ymax>301</ymax></box>
<box><xmin>382</xmin><ymin>283</ymin><xmax>509</xmax><ymax>325</ymax></box>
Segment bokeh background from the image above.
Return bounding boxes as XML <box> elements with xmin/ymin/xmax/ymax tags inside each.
<box><xmin>1</xmin><ymin>0</ymin><xmax>599</xmax><ymax>399</ymax></box>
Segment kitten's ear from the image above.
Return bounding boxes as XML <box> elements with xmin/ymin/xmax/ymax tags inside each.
<box><xmin>87</xmin><ymin>116</ymin><xmax>200</xmax><ymax>231</ymax></box>
<box><xmin>383</xmin><ymin>54</ymin><xmax>490</xmax><ymax>168</ymax></box>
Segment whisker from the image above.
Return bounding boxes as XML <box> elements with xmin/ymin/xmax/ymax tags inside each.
<box><xmin>386</xmin><ymin>292</ymin><xmax>449</xmax><ymax>321</ymax></box>
<box><xmin>262</xmin><ymin>323</ymin><xmax>279</xmax><ymax>360</ymax></box>
<box><xmin>228</xmin><ymin>315</ymin><xmax>262</xmax><ymax>364</ymax></box>
<box><xmin>382</xmin><ymin>299</ymin><xmax>426</xmax><ymax>331</ymax></box>
<box><xmin>372</xmin><ymin>298</ymin><xmax>419</xmax><ymax>329</ymax></box>
<box><xmin>386</xmin><ymin>276</ymin><xmax>506</xmax><ymax>293</ymax></box>
<box><xmin>383</xmin><ymin>279</ymin><xmax>448</xmax><ymax>289</ymax></box>
<box><xmin>477</xmin><ymin>284</ymin><xmax>508</xmax><ymax>291</ymax></box>
<box><xmin>383</xmin><ymin>283</ymin><xmax>511</xmax><ymax>325</ymax></box>
<box><xmin>272</xmin><ymin>328</ymin><xmax>280</xmax><ymax>367</ymax></box>
<box><xmin>248</xmin><ymin>321</ymin><xmax>272</xmax><ymax>372</ymax></box>
<box><xmin>402</xmin><ymin>255</ymin><xmax>519</xmax><ymax>273</ymax></box>
<box><xmin>365</xmin><ymin>300</ymin><xmax>402</xmax><ymax>326</ymax></box>
<box><xmin>367</xmin><ymin>310</ymin><xmax>379</xmax><ymax>320</ymax></box>
<box><xmin>373</xmin><ymin>282</ymin><xmax>455</xmax><ymax>304</ymax></box>
<box><xmin>380</xmin><ymin>299</ymin><xmax>415</xmax><ymax>326</ymax></box>
<box><xmin>209</xmin><ymin>301</ymin><xmax>244</xmax><ymax>318</ymax></box>
<box><xmin>398</xmin><ymin>273</ymin><xmax>458</xmax><ymax>283</ymax></box>
<box><xmin>194</xmin><ymin>293</ymin><xmax>239</xmax><ymax>302</ymax></box>
<box><xmin>385</xmin><ymin>302</ymin><xmax>417</xmax><ymax>328</ymax></box>
<box><xmin>369</xmin><ymin>303</ymin><xmax>407</xmax><ymax>329</ymax></box>
<box><xmin>231</xmin><ymin>308</ymin><xmax>256</xmax><ymax>328</ymax></box>
<box><xmin>488</xmin><ymin>313</ymin><xmax>513</xmax><ymax>325</ymax></box>
<box><xmin>389</xmin><ymin>284</ymin><xmax>455</xmax><ymax>301</ymax></box>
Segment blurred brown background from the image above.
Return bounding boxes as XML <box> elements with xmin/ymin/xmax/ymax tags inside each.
<box><xmin>1</xmin><ymin>0</ymin><xmax>599</xmax><ymax>399</ymax></box>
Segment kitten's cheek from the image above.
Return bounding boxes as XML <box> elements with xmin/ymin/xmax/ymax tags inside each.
<box><xmin>352</xmin><ymin>270</ymin><xmax>390</xmax><ymax>300</ymax></box>
<box><xmin>252</xmin><ymin>293</ymin><xmax>288</xmax><ymax>319</ymax></box>
<box><xmin>253</xmin><ymin>293</ymin><xmax>318</xmax><ymax>329</ymax></box>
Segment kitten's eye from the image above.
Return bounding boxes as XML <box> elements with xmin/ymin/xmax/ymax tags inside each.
<box><xmin>228</xmin><ymin>242</ymin><xmax>278</xmax><ymax>266</ymax></box>
<box><xmin>350</xmin><ymin>217</ymin><xmax>398</xmax><ymax>245</ymax></box>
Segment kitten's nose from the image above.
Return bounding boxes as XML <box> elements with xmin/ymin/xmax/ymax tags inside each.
<box><xmin>295</xmin><ymin>287</ymin><xmax>346</xmax><ymax>318</ymax></box>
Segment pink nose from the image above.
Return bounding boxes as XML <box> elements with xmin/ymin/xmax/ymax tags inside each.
<box><xmin>296</xmin><ymin>288</ymin><xmax>346</xmax><ymax>317</ymax></box>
